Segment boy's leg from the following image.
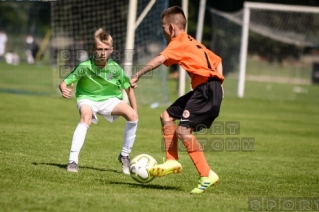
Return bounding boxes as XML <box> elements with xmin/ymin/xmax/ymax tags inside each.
<box><xmin>158</xmin><ymin>93</ymin><xmax>192</xmax><ymax>163</ymax></box>
<box><xmin>111</xmin><ymin>101</ymin><xmax>138</xmax><ymax>175</ymax></box>
<box><xmin>121</xmin><ymin>120</ymin><xmax>138</xmax><ymax>157</ymax></box>
<box><xmin>178</xmin><ymin>80</ymin><xmax>222</xmax><ymax>193</ymax></box>
<box><xmin>149</xmin><ymin>93</ymin><xmax>194</xmax><ymax>177</ymax></box>
<box><xmin>178</xmin><ymin>129</ymin><xmax>210</xmax><ymax>177</ymax></box>
<box><xmin>149</xmin><ymin>112</ymin><xmax>182</xmax><ymax>177</ymax></box>
<box><xmin>178</xmin><ymin>129</ymin><xmax>219</xmax><ymax>194</ymax></box>
<box><xmin>117</xmin><ymin>119</ymin><xmax>138</xmax><ymax>175</ymax></box>
<box><xmin>67</xmin><ymin>104</ymin><xmax>92</xmax><ymax>172</ymax></box>
<box><xmin>161</xmin><ymin>111</ymin><xmax>179</xmax><ymax>161</ymax></box>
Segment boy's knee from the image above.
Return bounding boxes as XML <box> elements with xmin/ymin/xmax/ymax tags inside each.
<box><xmin>176</xmin><ymin>126</ymin><xmax>192</xmax><ymax>141</ymax></box>
<box><xmin>80</xmin><ymin>114</ymin><xmax>92</xmax><ymax>125</ymax></box>
<box><xmin>178</xmin><ymin>134</ymin><xmax>192</xmax><ymax>142</ymax></box>
<box><xmin>160</xmin><ymin>110</ymin><xmax>173</xmax><ymax>122</ymax></box>
<box><xmin>127</xmin><ymin>109</ymin><xmax>138</xmax><ymax>121</ymax></box>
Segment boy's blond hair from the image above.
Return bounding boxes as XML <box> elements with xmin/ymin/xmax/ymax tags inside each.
<box><xmin>93</xmin><ymin>28</ymin><xmax>113</xmax><ymax>48</ymax></box>
<box><xmin>161</xmin><ymin>6</ymin><xmax>186</xmax><ymax>29</ymax></box>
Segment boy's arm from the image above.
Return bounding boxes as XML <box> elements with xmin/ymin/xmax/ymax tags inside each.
<box><xmin>216</xmin><ymin>62</ymin><xmax>224</xmax><ymax>98</ymax></box>
<box><xmin>216</xmin><ymin>62</ymin><xmax>223</xmax><ymax>76</ymax></box>
<box><xmin>130</xmin><ymin>54</ymin><xmax>166</xmax><ymax>88</ymax></box>
<box><xmin>125</xmin><ymin>87</ymin><xmax>137</xmax><ymax>112</ymax></box>
<box><xmin>59</xmin><ymin>66</ymin><xmax>81</xmax><ymax>98</ymax></box>
<box><xmin>59</xmin><ymin>81</ymin><xmax>74</xmax><ymax>98</ymax></box>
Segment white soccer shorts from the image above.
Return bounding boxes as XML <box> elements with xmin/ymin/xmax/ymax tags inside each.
<box><xmin>77</xmin><ymin>98</ymin><xmax>122</xmax><ymax>124</ymax></box>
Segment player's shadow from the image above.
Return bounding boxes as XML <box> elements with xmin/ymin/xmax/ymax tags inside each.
<box><xmin>32</xmin><ymin>162</ymin><xmax>121</xmax><ymax>173</ymax></box>
<box><xmin>107</xmin><ymin>181</ymin><xmax>182</xmax><ymax>191</ymax></box>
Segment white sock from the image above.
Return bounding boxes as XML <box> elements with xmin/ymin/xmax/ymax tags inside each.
<box><xmin>121</xmin><ymin>120</ymin><xmax>138</xmax><ymax>156</ymax></box>
<box><xmin>68</xmin><ymin>122</ymin><xmax>89</xmax><ymax>164</ymax></box>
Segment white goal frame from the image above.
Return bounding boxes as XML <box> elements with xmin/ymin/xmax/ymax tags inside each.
<box><xmin>122</xmin><ymin>0</ymin><xmax>190</xmax><ymax>99</ymax></box>
<box><xmin>238</xmin><ymin>2</ymin><xmax>319</xmax><ymax>98</ymax></box>
<box><xmin>124</xmin><ymin>0</ymin><xmax>189</xmax><ymax>101</ymax></box>
<box><xmin>122</xmin><ymin>0</ymin><xmax>156</xmax><ymax>102</ymax></box>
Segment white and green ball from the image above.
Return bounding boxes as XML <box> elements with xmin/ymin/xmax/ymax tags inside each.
<box><xmin>129</xmin><ymin>154</ymin><xmax>157</xmax><ymax>184</ymax></box>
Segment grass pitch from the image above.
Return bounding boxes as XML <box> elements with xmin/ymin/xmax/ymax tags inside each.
<box><xmin>0</xmin><ymin>63</ymin><xmax>319</xmax><ymax>212</ymax></box>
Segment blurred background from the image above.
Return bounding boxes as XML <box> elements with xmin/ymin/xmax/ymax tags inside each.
<box><xmin>0</xmin><ymin>0</ymin><xmax>319</xmax><ymax>104</ymax></box>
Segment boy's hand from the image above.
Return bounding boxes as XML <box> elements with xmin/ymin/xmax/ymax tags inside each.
<box><xmin>61</xmin><ymin>84</ymin><xmax>74</xmax><ymax>98</ymax></box>
<box><xmin>130</xmin><ymin>75</ymin><xmax>139</xmax><ymax>89</ymax></box>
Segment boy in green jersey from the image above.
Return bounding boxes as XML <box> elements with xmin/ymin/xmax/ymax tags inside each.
<box><xmin>59</xmin><ymin>28</ymin><xmax>138</xmax><ymax>174</ymax></box>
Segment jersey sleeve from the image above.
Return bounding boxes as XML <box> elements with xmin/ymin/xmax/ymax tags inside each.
<box><xmin>160</xmin><ymin>41</ymin><xmax>184</xmax><ymax>67</ymax></box>
<box><xmin>63</xmin><ymin>65</ymin><xmax>83</xmax><ymax>86</ymax></box>
<box><xmin>119</xmin><ymin>67</ymin><xmax>131</xmax><ymax>90</ymax></box>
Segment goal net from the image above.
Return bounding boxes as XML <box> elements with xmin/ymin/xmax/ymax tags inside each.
<box><xmin>51</xmin><ymin>0</ymin><xmax>169</xmax><ymax>106</ymax></box>
<box><xmin>209</xmin><ymin>2</ymin><xmax>319</xmax><ymax>103</ymax></box>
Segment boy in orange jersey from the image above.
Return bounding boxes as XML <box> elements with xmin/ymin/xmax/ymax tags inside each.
<box><xmin>130</xmin><ymin>6</ymin><xmax>224</xmax><ymax>194</ymax></box>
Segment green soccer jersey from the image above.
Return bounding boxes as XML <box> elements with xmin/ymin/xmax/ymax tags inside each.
<box><xmin>63</xmin><ymin>58</ymin><xmax>130</xmax><ymax>102</ymax></box>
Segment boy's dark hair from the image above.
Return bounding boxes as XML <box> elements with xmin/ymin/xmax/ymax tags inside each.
<box><xmin>161</xmin><ymin>6</ymin><xmax>187</xmax><ymax>29</ymax></box>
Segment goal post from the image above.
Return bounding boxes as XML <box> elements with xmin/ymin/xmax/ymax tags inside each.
<box><xmin>122</xmin><ymin>0</ymin><xmax>156</xmax><ymax>103</ymax></box>
<box><xmin>208</xmin><ymin>2</ymin><xmax>319</xmax><ymax>102</ymax></box>
<box><xmin>238</xmin><ymin>2</ymin><xmax>319</xmax><ymax>98</ymax></box>
<box><xmin>238</xmin><ymin>4</ymin><xmax>250</xmax><ymax>98</ymax></box>
<box><xmin>178</xmin><ymin>0</ymin><xmax>189</xmax><ymax>97</ymax></box>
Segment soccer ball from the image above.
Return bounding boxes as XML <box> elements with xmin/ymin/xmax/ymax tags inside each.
<box><xmin>129</xmin><ymin>154</ymin><xmax>157</xmax><ymax>183</ymax></box>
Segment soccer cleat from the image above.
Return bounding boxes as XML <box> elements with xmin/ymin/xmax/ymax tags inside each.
<box><xmin>190</xmin><ymin>170</ymin><xmax>219</xmax><ymax>194</ymax></box>
<box><xmin>66</xmin><ymin>161</ymin><xmax>79</xmax><ymax>173</ymax></box>
<box><xmin>149</xmin><ymin>160</ymin><xmax>182</xmax><ymax>177</ymax></box>
<box><xmin>118</xmin><ymin>154</ymin><xmax>131</xmax><ymax>175</ymax></box>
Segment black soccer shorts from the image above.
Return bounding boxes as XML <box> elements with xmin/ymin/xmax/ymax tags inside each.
<box><xmin>166</xmin><ymin>78</ymin><xmax>223</xmax><ymax>132</ymax></box>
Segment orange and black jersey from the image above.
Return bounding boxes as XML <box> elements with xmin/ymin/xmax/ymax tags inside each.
<box><xmin>160</xmin><ymin>32</ymin><xmax>224</xmax><ymax>89</ymax></box>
